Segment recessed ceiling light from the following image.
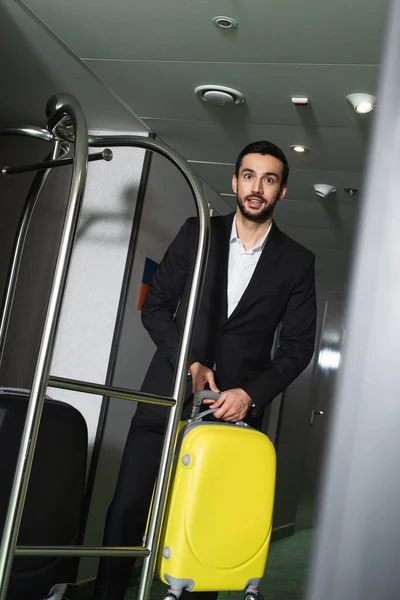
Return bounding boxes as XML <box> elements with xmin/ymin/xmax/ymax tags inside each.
<box><xmin>346</xmin><ymin>93</ymin><xmax>376</xmax><ymax>114</ymax></box>
<box><xmin>213</xmin><ymin>16</ymin><xmax>238</xmax><ymax>29</ymax></box>
<box><xmin>289</xmin><ymin>144</ymin><xmax>310</xmax><ymax>153</ymax></box>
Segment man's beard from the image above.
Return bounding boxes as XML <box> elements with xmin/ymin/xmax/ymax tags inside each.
<box><xmin>236</xmin><ymin>192</ymin><xmax>279</xmax><ymax>223</ymax></box>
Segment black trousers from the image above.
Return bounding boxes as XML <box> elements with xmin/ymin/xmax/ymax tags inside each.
<box><xmin>91</xmin><ymin>399</ymin><xmax>218</xmax><ymax>600</ymax></box>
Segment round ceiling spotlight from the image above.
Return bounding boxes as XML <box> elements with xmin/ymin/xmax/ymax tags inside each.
<box><xmin>289</xmin><ymin>144</ymin><xmax>310</xmax><ymax>154</ymax></box>
<box><xmin>313</xmin><ymin>184</ymin><xmax>336</xmax><ymax>198</ymax></box>
<box><xmin>212</xmin><ymin>16</ymin><xmax>238</xmax><ymax>29</ymax></box>
<box><xmin>194</xmin><ymin>85</ymin><xmax>245</xmax><ymax>107</ymax></box>
<box><xmin>346</xmin><ymin>93</ymin><xmax>376</xmax><ymax>114</ymax></box>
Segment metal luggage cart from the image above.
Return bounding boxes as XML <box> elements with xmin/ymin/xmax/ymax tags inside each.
<box><xmin>0</xmin><ymin>93</ymin><xmax>211</xmax><ymax>600</ymax></box>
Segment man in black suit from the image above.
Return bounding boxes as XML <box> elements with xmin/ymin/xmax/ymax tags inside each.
<box><xmin>92</xmin><ymin>141</ymin><xmax>317</xmax><ymax>600</ymax></box>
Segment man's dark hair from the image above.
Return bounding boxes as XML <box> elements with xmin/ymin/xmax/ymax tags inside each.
<box><xmin>235</xmin><ymin>140</ymin><xmax>289</xmax><ymax>188</ymax></box>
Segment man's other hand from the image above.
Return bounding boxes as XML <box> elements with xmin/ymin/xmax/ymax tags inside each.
<box><xmin>189</xmin><ymin>362</ymin><xmax>220</xmax><ymax>394</ymax></box>
<box><xmin>203</xmin><ymin>388</ymin><xmax>253</xmax><ymax>422</ymax></box>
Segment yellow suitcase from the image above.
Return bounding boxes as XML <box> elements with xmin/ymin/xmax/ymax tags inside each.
<box><xmin>152</xmin><ymin>391</ymin><xmax>277</xmax><ymax>600</ymax></box>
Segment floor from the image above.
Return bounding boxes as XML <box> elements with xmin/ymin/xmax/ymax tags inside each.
<box><xmin>67</xmin><ymin>528</ymin><xmax>314</xmax><ymax>600</ymax></box>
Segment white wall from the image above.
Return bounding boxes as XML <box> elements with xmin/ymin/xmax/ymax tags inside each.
<box><xmin>81</xmin><ymin>148</ymin><xmax>229</xmax><ymax>581</ymax></box>
<box><xmin>46</xmin><ymin>132</ymin><xmax>148</xmax><ymax>459</ymax></box>
<box><xmin>0</xmin><ymin>129</ymin><xmax>149</xmax><ymax>452</ymax></box>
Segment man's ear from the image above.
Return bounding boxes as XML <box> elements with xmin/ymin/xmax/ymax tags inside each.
<box><xmin>279</xmin><ymin>185</ymin><xmax>287</xmax><ymax>200</ymax></box>
<box><xmin>232</xmin><ymin>174</ymin><xmax>238</xmax><ymax>194</ymax></box>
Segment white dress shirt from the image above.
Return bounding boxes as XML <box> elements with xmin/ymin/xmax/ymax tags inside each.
<box><xmin>196</xmin><ymin>217</ymin><xmax>271</xmax><ymax>407</ymax></box>
<box><xmin>227</xmin><ymin>216</ymin><xmax>271</xmax><ymax>318</ymax></box>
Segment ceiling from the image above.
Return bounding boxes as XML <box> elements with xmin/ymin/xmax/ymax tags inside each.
<box><xmin>1</xmin><ymin>0</ymin><xmax>389</xmax><ymax>295</ymax></box>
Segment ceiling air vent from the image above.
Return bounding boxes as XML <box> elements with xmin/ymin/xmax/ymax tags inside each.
<box><xmin>212</xmin><ymin>16</ymin><xmax>238</xmax><ymax>29</ymax></box>
<box><xmin>194</xmin><ymin>85</ymin><xmax>245</xmax><ymax>107</ymax></box>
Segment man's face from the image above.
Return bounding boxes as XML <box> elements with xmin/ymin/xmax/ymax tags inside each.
<box><xmin>232</xmin><ymin>153</ymin><xmax>287</xmax><ymax>223</ymax></box>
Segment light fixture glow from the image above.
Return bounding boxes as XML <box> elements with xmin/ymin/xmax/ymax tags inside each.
<box><xmin>346</xmin><ymin>93</ymin><xmax>376</xmax><ymax>114</ymax></box>
<box><xmin>289</xmin><ymin>144</ymin><xmax>310</xmax><ymax>154</ymax></box>
<box><xmin>355</xmin><ymin>101</ymin><xmax>374</xmax><ymax>114</ymax></box>
<box><xmin>318</xmin><ymin>348</ymin><xmax>341</xmax><ymax>370</ymax></box>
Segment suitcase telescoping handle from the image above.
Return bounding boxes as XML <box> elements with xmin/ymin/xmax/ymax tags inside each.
<box><xmin>190</xmin><ymin>390</ymin><xmax>250</xmax><ymax>427</ymax></box>
<box><xmin>190</xmin><ymin>390</ymin><xmax>220</xmax><ymax>418</ymax></box>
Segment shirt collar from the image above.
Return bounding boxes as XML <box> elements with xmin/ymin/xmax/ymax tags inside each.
<box><xmin>230</xmin><ymin>215</ymin><xmax>272</xmax><ymax>251</ymax></box>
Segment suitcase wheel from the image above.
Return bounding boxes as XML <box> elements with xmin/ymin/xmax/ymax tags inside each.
<box><xmin>244</xmin><ymin>592</ymin><xmax>264</xmax><ymax>600</ymax></box>
<box><xmin>161</xmin><ymin>591</ymin><xmax>179</xmax><ymax>600</ymax></box>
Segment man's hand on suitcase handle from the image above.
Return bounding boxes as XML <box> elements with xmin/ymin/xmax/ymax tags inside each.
<box><xmin>203</xmin><ymin>388</ymin><xmax>253</xmax><ymax>422</ymax></box>
<box><xmin>189</xmin><ymin>364</ymin><xmax>253</xmax><ymax>421</ymax></box>
<box><xmin>189</xmin><ymin>362</ymin><xmax>220</xmax><ymax>394</ymax></box>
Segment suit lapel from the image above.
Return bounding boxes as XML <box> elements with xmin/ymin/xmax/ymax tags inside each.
<box><xmin>224</xmin><ymin>219</ymin><xmax>284</xmax><ymax>324</ymax></box>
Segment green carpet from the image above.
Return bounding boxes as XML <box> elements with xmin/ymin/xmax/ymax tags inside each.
<box><xmin>67</xmin><ymin>529</ymin><xmax>313</xmax><ymax>600</ymax></box>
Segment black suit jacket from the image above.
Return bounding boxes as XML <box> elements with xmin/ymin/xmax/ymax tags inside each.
<box><xmin>140</xmin><ymin>212</ymin><xmax>317</xmax><ymax>425</ymax></box>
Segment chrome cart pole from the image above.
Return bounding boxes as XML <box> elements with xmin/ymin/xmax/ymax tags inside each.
<box><xmin>138</xmin><ymin>151</ymin><xmax>209</xmax><ymax>600</ymax></box>
<box><xmin>0</xmin><ymin>94</ymin><xmax>89</xmax><ymax>600</ymax></box>
<box><xmin>82</xmin><ymin>133</ymin><xmax>211</xmax><ymax>600</ymax></box>
<box><xmin>0</xmin><ymin>138</ymin><xmax>64</xmax><ymax>366</ymax></box>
